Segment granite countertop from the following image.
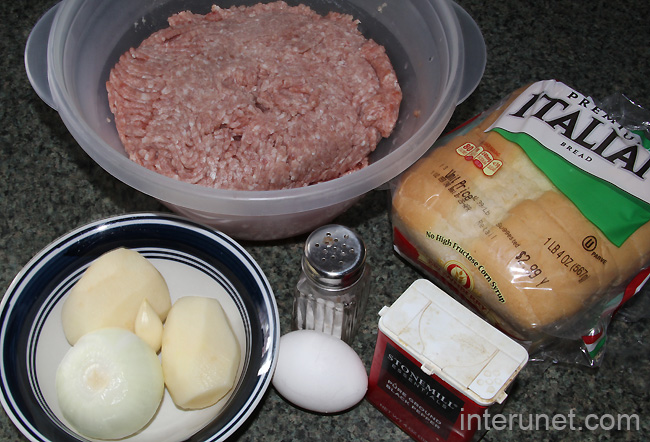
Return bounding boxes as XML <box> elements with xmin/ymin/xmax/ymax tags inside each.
<box><xmin>2</xmin><ymin>1</ymin><xmax>649</xmax><ymax>441</ymax></box>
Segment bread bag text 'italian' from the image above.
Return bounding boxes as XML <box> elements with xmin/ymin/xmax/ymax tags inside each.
<box><xmin>391</xmin><ymin>80</ymin><xmax>650</xmax><ymax>365</ymax></box>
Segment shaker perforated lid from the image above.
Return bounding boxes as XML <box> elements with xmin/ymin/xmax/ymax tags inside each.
<box><xmin>302</xmin><ymin>224</ymin><xmax>366</xmax><ymax>288</ymax></box>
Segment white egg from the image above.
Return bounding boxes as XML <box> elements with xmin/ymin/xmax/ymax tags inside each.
<box><xmin>272</xmin><ymin>330</ymin><xmax>368</xmax><ymax>413</ymax></box>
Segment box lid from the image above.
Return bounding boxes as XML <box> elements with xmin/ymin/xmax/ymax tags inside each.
<box><xmin>378</xmin><ymin>279</ymin><xmax>528</xmax><ymax>406</ymax></box>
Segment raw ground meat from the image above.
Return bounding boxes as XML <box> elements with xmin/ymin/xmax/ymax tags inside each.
<box><xmin>106</xmin><ymin>1</ymin><xmax>401</xmax><ymax>190</ymax></box>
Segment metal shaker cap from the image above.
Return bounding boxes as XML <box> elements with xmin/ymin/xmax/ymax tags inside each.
<box><xmin>302</xmin><ymin>224</ymin><xmax>367</xmax><ymax>288</ymax></box>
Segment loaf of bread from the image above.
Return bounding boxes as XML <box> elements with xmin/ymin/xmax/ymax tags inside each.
<box><xmin>392</xmin><ymin>82</ymin><xmax>650</xmax><ymax>343</ymax></box>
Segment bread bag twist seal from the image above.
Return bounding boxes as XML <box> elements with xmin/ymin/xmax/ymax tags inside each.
<box><xmin>391</xmin><ymin>80</ymin><xmax>650</xmax><ymax>365</ymax></box>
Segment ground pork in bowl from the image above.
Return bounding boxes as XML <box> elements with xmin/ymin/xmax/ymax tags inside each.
<box><xmin>26</xmin><ymin>0</ymin><xmax>485</xmax><ymax>240</ymax></box>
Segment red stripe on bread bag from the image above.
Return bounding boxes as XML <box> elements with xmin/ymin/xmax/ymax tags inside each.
<box><xmin>616</xmin><ymin>267</ymin><xmax>650</xmax><ymax>315</ymax></box>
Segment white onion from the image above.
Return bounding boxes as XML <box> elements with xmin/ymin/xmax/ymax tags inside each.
<box><xmin>56</xmin><ymin>327</ymin><xmax>164</xmax><ymax>440</ymax></box>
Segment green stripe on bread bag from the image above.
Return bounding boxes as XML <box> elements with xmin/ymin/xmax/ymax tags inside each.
<box><xmin>492</xmin><ymin>128</ymin><xmax>650</xmax><ymax>246</ymax></box>
<box><xmin>484</xmin><ymin>80</ymin><xmax>650</xmax><ymax>247</ymax></box>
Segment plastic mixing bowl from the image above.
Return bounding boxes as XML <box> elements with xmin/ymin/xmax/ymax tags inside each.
<box><xmin>25</xmin><ymin>0</ymin><xmax>486</xmax><ymax>240</ymax></box>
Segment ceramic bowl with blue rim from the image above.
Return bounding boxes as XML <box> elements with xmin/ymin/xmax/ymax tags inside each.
<box><xmin>0</xmin><ymin>213</ymin><xmax>279</xmax><ymax>442</ymax></box>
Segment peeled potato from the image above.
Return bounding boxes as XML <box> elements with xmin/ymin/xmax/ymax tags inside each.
<box><xmin>162</xmin><ymin>296</ymin><xmax>240</xmax><ymax>410</ymax></box>
<box><xmin>61</xmin><ymin>248</ymin><xmax>172</xmax><ymax>345</ymax></box>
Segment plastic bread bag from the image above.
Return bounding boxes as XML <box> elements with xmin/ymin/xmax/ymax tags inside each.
<box><xmin>390</xmin><ymin>80</ymin><xmax>650</xmax><ymax>366</ymax></box>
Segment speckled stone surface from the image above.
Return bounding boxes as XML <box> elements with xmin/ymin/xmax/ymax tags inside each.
<box><xmin>1</xmin><ymin>1</ymin><xmax>650</xmax><ymax>441</ymax></box>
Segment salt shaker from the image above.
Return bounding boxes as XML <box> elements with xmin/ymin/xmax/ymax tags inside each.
<box><xmin>292</xmin><ymin>224</ymin><xmax>371</xmax><ymax>343</ymax></box>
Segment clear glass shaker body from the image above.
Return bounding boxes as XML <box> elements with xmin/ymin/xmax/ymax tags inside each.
<box><xmin>292</xmin><ymin>224</ymin><xmax>371</xmax><ymax>343</ymax></box>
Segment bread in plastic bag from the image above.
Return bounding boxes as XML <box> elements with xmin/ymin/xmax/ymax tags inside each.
<box><xmin>390</xmin><ymin>80</ymin><xmax>650</xmax><ymax>366</ymax></box>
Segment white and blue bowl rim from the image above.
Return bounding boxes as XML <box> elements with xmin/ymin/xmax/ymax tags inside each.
<box><xmin>0</xmin><ymin>212</ymin><xmax>279</xmax><ymax>442</ymax></box>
